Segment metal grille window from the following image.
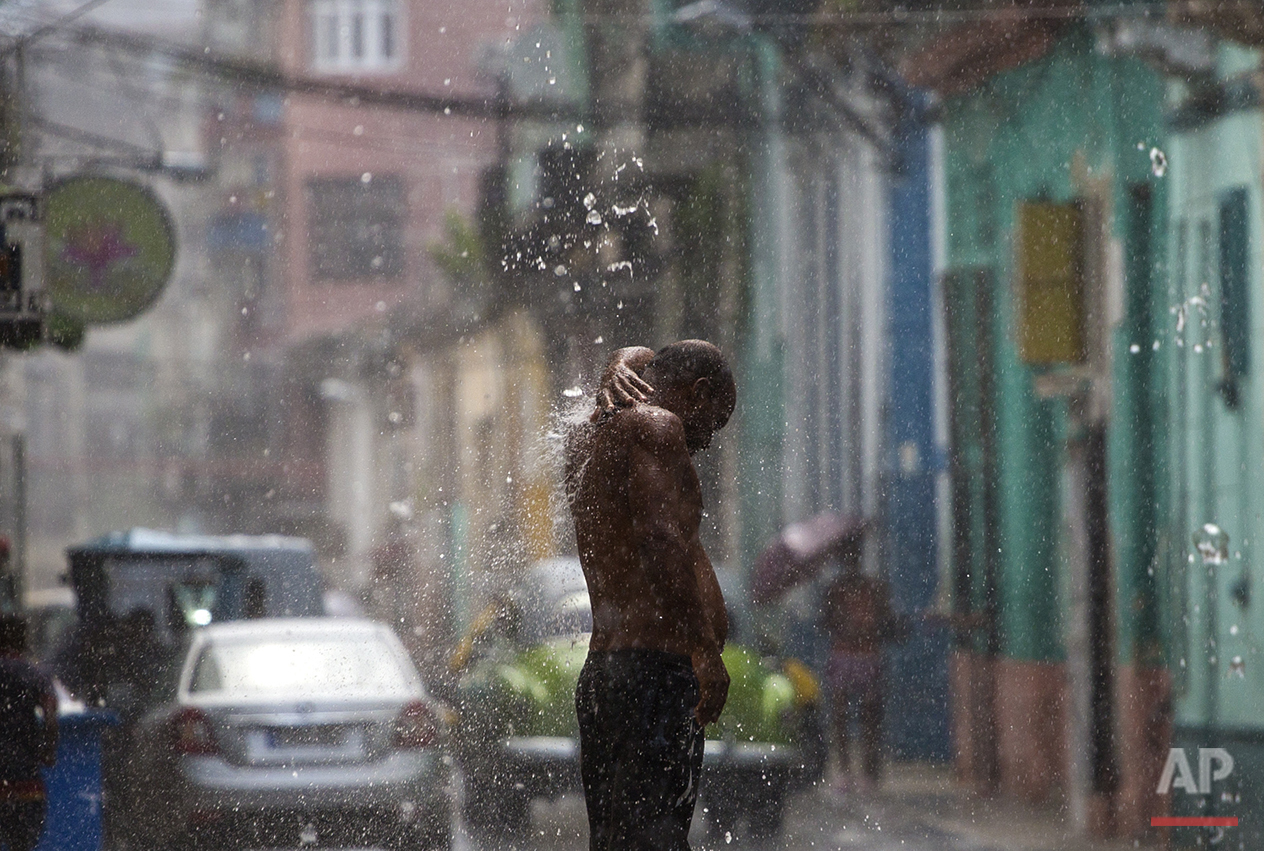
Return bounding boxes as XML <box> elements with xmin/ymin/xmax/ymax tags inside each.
<box><xmin>306</xmin><ymin>175</ymin><xmax>406</xmax><ymax>281</ymax></box>
<box><xmin>310</xmin><ymin>0</ymin><xmax>403</xmax><ymax>73</ymax></box>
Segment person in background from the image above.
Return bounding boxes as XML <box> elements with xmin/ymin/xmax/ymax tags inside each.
<box><xmin>821</xmin><ymin>560</ymin><xmax>907</xmax><ymax>793</ymax></box>
<box><xmin>0</xmin><ymin>614</ymin><xmax>58</xmax><ymax>851</ymax></box>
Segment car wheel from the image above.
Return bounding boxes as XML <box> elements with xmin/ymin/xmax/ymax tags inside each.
<box><xmin>463</xmin><ymin>783</ymin><xmax>530</xmax><ymax>836</ymax></box>
<box><xmin>165</xmin><ymin>830</ymin><xmax>226</xmax><ymax>851</ymax></box>
<box><xmin>747</xmin><ymin>793</ymin><xmax>785</xmax><ymax>840</ymax></box>
<box><xmin>704</xmin><ymin>794</ymin><xmax>740</xmax><ymax>840</ymax></box>
<box><xmin>388</xmin><ymin>818</ymin><xmax>452</xmax><ymax>851</ymax></box>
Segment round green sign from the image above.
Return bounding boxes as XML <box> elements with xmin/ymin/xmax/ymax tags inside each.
<box><xmin>45</xmin><ymin>176</ymin><xmax>176</xmax><ymax>324</ymax></box>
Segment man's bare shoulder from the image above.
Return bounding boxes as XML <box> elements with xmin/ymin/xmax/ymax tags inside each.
<box><xmin>606</xmin><ymin>404</ymin><xmax>687</xmax><ymax>452</ymax></box>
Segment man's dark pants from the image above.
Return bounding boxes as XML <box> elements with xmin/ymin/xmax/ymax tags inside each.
<box><xmin>576</xmin><ymin>649</ymin><xmax>706</xmax><ymax>851</ymax></box>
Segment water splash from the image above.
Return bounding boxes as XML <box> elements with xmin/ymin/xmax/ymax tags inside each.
<box><xmin>1194</xmin><ymin>523</ymin><xmax>1229</xmax><ymax>566</ymax></box>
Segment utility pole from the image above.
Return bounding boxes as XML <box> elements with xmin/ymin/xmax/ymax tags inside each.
<box><xmin>0</xmin><ymin>38</ymin><xmax>43</xmax><ymax>614</ymax></box>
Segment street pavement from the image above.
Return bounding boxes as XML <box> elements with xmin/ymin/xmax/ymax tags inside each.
<box><xmin>456</xmin><ymin>763</ymin><xmax>1159</xmax><ymax>851</ymax></box>
<box><xmin>234</xmin><ymin>764</ymin><xmax>1160</xmax><ymax>851</ymax></box>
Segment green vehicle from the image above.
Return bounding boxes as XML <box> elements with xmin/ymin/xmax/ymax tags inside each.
<box><xmin>453</xmin><ymin>558</ymin><xmax>826</xmax><ymax>839</ymax></box>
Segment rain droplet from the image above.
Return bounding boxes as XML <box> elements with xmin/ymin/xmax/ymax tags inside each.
<box><xmin>586</xmin><ymin>210</ymin><xmax>603</xmax><ymax>225</ymax></box>
<box><xmin>555</xmin><ymin>265</ymin><xmax>568</xmax><ymax>276</ymax></box>
<box><xmin>361</xmin><ymin>172</ymin><xmax>372</xmax><ymax>183</ymax></box>
<box><xmin>1230</xmin><ymin>656</ymin><xmax>1245</xmax><ymax>678</ymax></box>
<box><xmin>1152</xmin><ymin>340</ymin><xmax>1161</xmax><ymax>351</ymax></box>
<box><xmin>562</xmin><ymin>386</ymin><xmax>584</xmax><ymax>398</ymax></box>
<box><xmin>548</xmin><ymin>76</ymin><xmax>557</xmax><ymax>85</ymax></box>
<box><xmin>353</xmin><ymin>125</ymin><xmax>364</xmax><ymax>135</ymax></box>
<box><xmin>574</xmin><ymin>282</ymin><xmax>582</xmax><ymax>292</ymax></box>
<box><xmin>1129</xmin><ymin>343</ymin><xmax>1141</xmax><ymax>354</ymax></box>
<box><xmin>725</xmin><ymin>832</ymin><xmax>732</xmax><ymax>844</ymax></box>
<box><xmin>595</xmin><ymin>336</ymin><xmax>604</xmax><ymax>344</ymax></box>
<box><xmin>1194</xmin><ymin>523</ymin><xmax>1230</xmax><ymax>566</ymax></box>
<box><xmin>1230</xmin><ymin>624</ymin><xmax>1239</xmax><ymax>636</ymax></box>
<box><xmin>1150</xmin><ymin>147</ymin><xmax>1167</xmax><ymax>177</ymax></box>
<box><xmin>584</xmin><ymin>192</ymin><xmax>597</xmax><ymax>209</ymax></box>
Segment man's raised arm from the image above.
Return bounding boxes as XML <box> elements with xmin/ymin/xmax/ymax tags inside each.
<box><xmin>592</xmin><ymin>346</ymin><xmax>656</xmax><ymax>421</ymax></box>
<box><xmin>627</xmin><ymin>410</ymin><xmax>729</xmax><ymax>725</ymax></box>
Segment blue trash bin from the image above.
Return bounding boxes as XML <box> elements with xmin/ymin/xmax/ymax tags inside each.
<box><xmin>36</xmin><ymin>709</ymin><xmax>118</xmax><ymax>851</ymax></box>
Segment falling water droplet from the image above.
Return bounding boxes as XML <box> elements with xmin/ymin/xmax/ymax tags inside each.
<box><xmin>587</xmin><ymin>210</ymin><xmax>603</xmax><ymax>225</ymax></box>
<box><xmin>1194</xmin><ymin>523</ymin><xmax>1230</xmax><ymax>566</ymax></box>
<box><xmin>583</xmin><ymin>192</ymin><xmax>597</xmax><ymax>209</ymax></box>
<box><xmin>1150</xmin><ymin>147</ymin><xmax>1167</xmax><ymax>177</ymax></box>
<box><xmin>1230</xmin><ymin>656</ymin><xmax>1246</xmax><ymax>678</ymax></box>
<box><xmin>1129</xmin><ymin>343</ymin><xmax>1141</xmax><ymax>354</ymax></box>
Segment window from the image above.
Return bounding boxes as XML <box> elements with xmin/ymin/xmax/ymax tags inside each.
<box><xmin>310</xmin><ymin>0</ymin><xmax>403</xmax><ymax>72</ymax></box>
<box><xmin>306</xmin><ymin>175</ymin><xmax>406</xmax><ymax>281</ymax></box>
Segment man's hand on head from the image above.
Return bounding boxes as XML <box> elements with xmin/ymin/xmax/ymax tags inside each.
<box><xmin>592</xmin><ymin>346</ymin><xmax>656</xmax><ymax>422</ymax></box>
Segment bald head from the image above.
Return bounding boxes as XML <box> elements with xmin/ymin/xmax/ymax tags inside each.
<box><xmin>644</xmin><ymin>340</ymin><xmax>736</xmax><ymax>453</ymax></box>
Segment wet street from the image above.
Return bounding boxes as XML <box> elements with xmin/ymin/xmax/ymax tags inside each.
<box><xmin>447</xmin><ymin>764</ymin><xmax>1149</xmax><ymax>851</ymax></box>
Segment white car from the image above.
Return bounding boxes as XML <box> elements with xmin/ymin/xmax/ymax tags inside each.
<box><xmin>121</xmin><ymin>618</ymin><xmax>451</xmax><ymax>850</ymax></box>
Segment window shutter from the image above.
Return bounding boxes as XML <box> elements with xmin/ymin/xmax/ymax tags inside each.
<box><xmin>1015</xmin><ymin>201</ymin><xmax>1085</xmax><ymax>365</ymax></box>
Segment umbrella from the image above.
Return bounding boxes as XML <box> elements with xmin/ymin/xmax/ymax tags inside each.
<box><xmin>750</xmin><ymin>513</ymin><xmax>868</xmax><ymax>605</ymax></box>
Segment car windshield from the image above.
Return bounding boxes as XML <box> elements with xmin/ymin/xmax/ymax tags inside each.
<box><xmin>189</xmin><ymin>634</ymin><xmax>413</xmax><ymax>698</ymax></box>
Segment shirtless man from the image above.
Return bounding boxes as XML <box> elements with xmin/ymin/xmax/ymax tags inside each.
<box><xmin>566</xmin><ymin>340</ymin><xmax>735</xmax><ymax>851</ymax></box>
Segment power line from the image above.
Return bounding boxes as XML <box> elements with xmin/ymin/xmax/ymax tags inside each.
<box><xmin>0</xmin><ymin>0</ymin><xmax>116</xmax><ymax>58</ymax></box>
<box><xmin>27</xmin><ymin>114</ymin><xmax>160</xmax><ymax>161</ymax></box>
<box><xmin>581</xmin><ymin>2</ymin><xmax>1168</xmax><ymax>27</ymax></box>
<box><xmin>64</xmin><ymin>22</ymin><xmax>577</xmax><ymax>125</ymax></box>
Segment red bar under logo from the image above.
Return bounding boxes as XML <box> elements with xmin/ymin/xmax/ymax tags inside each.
<box><xmin>1151</xmin><ymin>817</ymin><xmax>1238</xmax><ymax>828</ymax></box>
